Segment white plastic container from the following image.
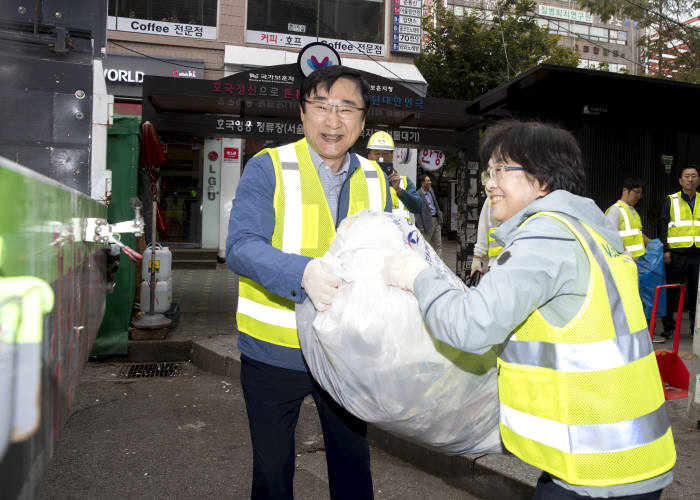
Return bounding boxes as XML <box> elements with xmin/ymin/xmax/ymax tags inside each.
<box><xmin>140</xmin><ymin>277</ymin><xmax>172</xmax><ymax>314</ymax></box>
<box><xmin>141</xmin><ymin>244</ymin><xmax>172</xmax><ymax>282</ymax></box>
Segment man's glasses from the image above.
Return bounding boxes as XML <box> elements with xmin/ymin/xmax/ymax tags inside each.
<box><xmin>303</xmin><ymin>99</ymin><xmax>365</xmax><ymax>120</ymax></box>
<box><xmin>481</xmin><ymin>166</ymin><xmax>524</xmax><ymax>184</ymax></box>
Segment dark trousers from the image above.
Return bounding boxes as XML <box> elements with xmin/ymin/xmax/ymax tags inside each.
<box><xmin>240</xmin><ymin>355</ymin><xmax>373</xmax><ymax>500</ymax></box>
<box><xmin>663</xmin><ymin>251</ymin><xmax>700</xmax><ymax>333</ymax></box>
<box><xmin>533</xmin><ymin>472</ymin><xmax>662</xmax><ymax>499</ymax></box>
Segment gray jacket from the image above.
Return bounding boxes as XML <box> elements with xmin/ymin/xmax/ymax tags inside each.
<box><xmin>413</xmin><ymin>190</ymin><xmax>672</xmax><ymax>498</ymax></box>
<box><xmin>414</xmin><ymin>187</ymin><xmax>442</xmax><ymax>232</ymax></box>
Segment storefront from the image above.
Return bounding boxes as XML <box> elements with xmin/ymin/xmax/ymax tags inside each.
<box><xmin>104</xmin><ymin>53</ymin><xmax>210</xmax><ymax>246</ymax></box>
<box><xmin>141</xmin><ymin>61</ymin><xmax>482</xmax><ymax>257</ymax></box>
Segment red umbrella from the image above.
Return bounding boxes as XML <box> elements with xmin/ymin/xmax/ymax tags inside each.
<box><xmin>139</xmin><ymin>121</ymin><xmax>167</xmax><ymax>167</ymax></box>
<box><xmin>139</xmin><ymin>121</ymin><xmax>168</xmax><ymax>236</ymax></box>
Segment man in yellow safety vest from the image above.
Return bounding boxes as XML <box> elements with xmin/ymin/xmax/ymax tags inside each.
<box><xmin>365</xmin><ymin>131</ymin><xmax>421</xmax><ymax>221</ymax></box>
<box><xmin>661</xmin><ymin>164</ymin><xmax>700</xmax><ymax>338</ymax></box>
<box><xmin>226</xmin><ymin>65</ymin><xmax>392</xmax><ymax>499</ymax></box>
<box><xmin>605</xmin><ymin>177</ymin><xmax>649</xmax><ymax>259</ymax></box>
<box><xmin>471</xmin><ymin>198</ymin><xmax>502</xmax><ymax>277</ymax></box>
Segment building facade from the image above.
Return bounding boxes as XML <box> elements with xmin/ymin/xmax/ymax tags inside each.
<box><xmin>106</xmin><ymin>0</ymin><xmax>427</xmax><ymax>254</ymax></box>
<box><xmin>643</xmin><ymin>15</ymin><xmax>699</xmax><ymax>77</ymax></box>
<box><xmin>444</xmin><ymin>0</ymin><xmax>644</xmax><ymax>74</ymax></box>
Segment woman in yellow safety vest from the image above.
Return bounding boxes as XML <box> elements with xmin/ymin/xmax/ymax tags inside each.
<box><xmin>383</xmin><ymin>120</ymin><xmax>675</xmax><ymax>499</ymax></box>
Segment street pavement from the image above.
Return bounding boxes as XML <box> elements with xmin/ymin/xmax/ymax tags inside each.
<box><xmin>39</xmin><ymin>238</ymin><xmax>700</xmax><ymax>499</ymax></box>
<box><xmin>36</xmin><ymin>363</ymin><xmax>480</xmax><ymax>500</ymax></box>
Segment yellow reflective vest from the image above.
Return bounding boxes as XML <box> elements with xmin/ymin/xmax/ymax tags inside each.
<box><xmin>387</xmin><ymin>175</ymin><xmax>412</xmax><ymax>221</ymax></box>
<box><xmin>487</xmin><ymin>198</ymin><xmax>502</xmax><ymax>258</ymax></box>
<box><xmin>605</xmin><ymin>200</ymin><xmax>645</xmax><ymax>257</ymax></box>
<box><xmin>498</xmin><ymin>212</ymin><xmax>675</xmax><ymax>487</ymax></box>
<box><xmin>236</xmin><ymin>138</ymin><xmax>387</xmax><ymax>348</ymax></box>
<box><xmin>667</xmin><ymin>191</ymin><xmax>700</xmax><ymax>249</ymax></box>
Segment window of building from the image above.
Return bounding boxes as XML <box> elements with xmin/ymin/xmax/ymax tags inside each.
<box><xmin>612</xmin><ymin>49</ymin><xmax>619</xmax><ymax>57</ymax></box>
<box><xmin>247</xmin><ymin>0</ymin><xmax>384</xmax><ymax>43</ymax></box>
<box><xmin>108</xmin><ymin>0</ymin><xmax>217</xmax><ymax>26</ymax></box>
<box><xmin>555</xmin><ymin>21</ymin><xmax>570</xmax><ymax>33</ymax></box>
<box><xmin>570</xmin><ymin>23</ymin><xmax>588</xmax><ymax>36</ymax></box>
<box><xmin>593</xmin><ymin>46</ymin><xmax>599</xmax><ymax>54</ymax></box>
<box><xmin>454</xmin><ymin>6</ymin><xmax>464</xmax><ymax>16</ymax></box>
<box><xmin>603</xmin><ymin>48</ymin><xmax>610</xmax><ymax>56</ymax></box>
<box><xmin>583</xmin><ymin>45</ymin><xmax>589</xmax><ymax>53</ymax></box>
<box><xmin>589</xmin><ymin>26</ymin><xmax>608</xmax><ymax>41</ymax></box>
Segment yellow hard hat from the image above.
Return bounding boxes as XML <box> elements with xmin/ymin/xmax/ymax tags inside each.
<box><xmin>367</xmin><ymin>131</ymin><xmax>395</xmax><ymax>151</ymax></box>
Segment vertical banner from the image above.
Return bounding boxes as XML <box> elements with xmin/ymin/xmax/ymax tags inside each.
<box><xmin>218</xmin><ymin>138</ymin><xmax>243</xmax><ymax>259</ymax></box>
<box><xmin>202</xmin><ymin>138</ymin><xmax>222</xmax><ymax>248</ymax></box>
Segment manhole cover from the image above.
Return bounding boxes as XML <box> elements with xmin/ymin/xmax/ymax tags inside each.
<box><xmin>118</xmin><ymin>362</ymin><xmax>184</xmax><ymax>379</ymax></box>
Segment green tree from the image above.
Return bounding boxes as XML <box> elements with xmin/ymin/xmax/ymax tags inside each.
<box><xmin>577</xmin><ymin>0</ymin><xmax>700</xmax><ymax>82</ymax></box>
<box><xmin>416</xmin><ymin>0</ymin><xmax>579</xmax><ymax>100</ymax></box>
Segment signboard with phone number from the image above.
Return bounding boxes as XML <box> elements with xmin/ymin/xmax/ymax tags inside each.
<box><xmin>391</xmin><ymin>0</ymin><xmax>422</xmax><ymax>54</ymax></box>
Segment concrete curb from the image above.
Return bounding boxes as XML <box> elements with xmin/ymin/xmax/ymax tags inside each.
<box><xmin>188</xmin><ymin>334</ymin><xmax>538</xmax><ymax>500</ymax></box>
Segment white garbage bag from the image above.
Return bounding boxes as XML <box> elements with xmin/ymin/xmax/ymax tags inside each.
<box><xmin>297</xmin><ymin>210</ymin><xmax>501</xmax><ymax>455</ymax></box>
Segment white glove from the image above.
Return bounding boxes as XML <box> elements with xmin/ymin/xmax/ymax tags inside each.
<box><xmin>470</xmin><ymin>256</ymin><xmax>483</xmax><ymax>277</ymax></box>
<box><xmin>381</xmin><ymin>248</ymin><xmax>429</xmax><ymax>292</ymax></box>
<box><xmin>302</xmin><ymin>258</ymin><xmax>342</xmax><ymax>312</ymax></box>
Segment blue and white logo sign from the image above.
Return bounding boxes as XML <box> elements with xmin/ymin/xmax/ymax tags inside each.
<box><xmin>297</xmin><ymin>42</ymin><xmax>342</xmax><ymax>77</ymax></box>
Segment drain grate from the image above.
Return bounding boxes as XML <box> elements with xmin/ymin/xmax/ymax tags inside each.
<box><xmin>118</xmin><ymin>362</ymin><xmax>184</xmax><ymax>379</ymax></box>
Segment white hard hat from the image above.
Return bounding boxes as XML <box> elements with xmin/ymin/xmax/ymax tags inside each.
<box><xmin>367</xmin><ymin>131</ymin><xmax>395</xmax><ymax>151</ymax></box>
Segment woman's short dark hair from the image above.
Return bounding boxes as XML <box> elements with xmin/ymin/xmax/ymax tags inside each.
<box><xmin>300</xmin><ymin>65</ymin><xmax>370</xmax><ymax>118</ymax></box>
<box><xmin>479</xmin><ymin>120</ymin><xmax>585</xmax><ymax>196</ymax></box>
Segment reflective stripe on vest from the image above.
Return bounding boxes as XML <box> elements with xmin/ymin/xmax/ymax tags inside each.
<box><xmin>236</xmin><ymin>138</ymin><xmax>386</xmax><ymax>348</ymax></box>
<box><xmin>388</xmin><ymin>176</ymin><xmax>412</xmax><ymax>220</ymax></box>
<box><xmin>667</xmin><ymin>192</ymin><xmax>700</xmax><ymax>248</ymax></box>
<box><xmin>497</xmin><ymin>212</ymin><xmax>675</xmax><ymax>487</ymax></box>
<box><xmin>487</xmin><ymin>198</ymin><xmax>502</xmax><ymax>258</ymax></box>
<box><xmin>606</xmin><ymin>201</ymin><xmax>645</xmax><ymax>257</ymax></box>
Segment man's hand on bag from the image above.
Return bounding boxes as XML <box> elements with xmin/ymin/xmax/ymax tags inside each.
<box><xmin>470</xmin><ymin>256</ymin><xmax>483</xmax><ymax>277</ymax></box>
<box><xmin>664</xmin><ymin>251</ymin><xmax>671</xmax><ymax>265</ymax></box>
<box><xmin>381</xmin><ymin>248</ymin><xmax>429</xmax><ymax>292</ymax></box>
<box><xmin>302</xmin><ymin>259</ymin><xmax>342</xmax><ymax>312</ymax></box>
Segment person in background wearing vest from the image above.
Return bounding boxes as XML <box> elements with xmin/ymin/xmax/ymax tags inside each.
<box><xmin>226</xmin><ymin>65</ymin><xmax>392</xmax><ymax>499</ymax></box>
<box><xmin>415</xmin><ymin>173</ymin><xmax>443</xmax><ymax>257</ymax></box>
<box><xmin>366</xmin><ymin>131</ymin><xmax>421</xmax><ymax>220</ymax></box>
<box><xmin>660</xmin><ymin>164</ymin><xmax>700</xmax><ymax>339</ymax></box>
<box><xmin>605</xmin><ymin>177</ymin><xmax>649</xmax><ymax>260</ymax></box>
<box><xmin>383</xmin><ymin>120</ymin><xmax>675</xmax><ymax>499</ymax></box>
<box><xmin>470</xmin><ymin>198</ymin><xmax>502</xmax><ymax>277</ymax></box>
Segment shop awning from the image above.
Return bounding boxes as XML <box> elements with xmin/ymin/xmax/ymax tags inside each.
<box><xmin>224</xmin><ymin>45</ymin><xmax>428</xmax><ymax>95</ymax></box>
<box><xmin>141</xmin><ymin>63</ymin><xmax>483</xmax><ymax>149</ymax></box>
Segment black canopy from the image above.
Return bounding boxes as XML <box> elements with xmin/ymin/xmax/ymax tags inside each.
<box><xmin>141</xmin><ymin>63</ymin><xmax>483</xmax><ymax>149</ymax></box>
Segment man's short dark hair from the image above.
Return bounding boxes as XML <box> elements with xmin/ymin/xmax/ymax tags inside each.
<box><xmin>479</xmin><ymin>120</ymin><xmax>585</xmax><ymax>196</ymax></box>
<box><xmin>420</xmin><ymin>173</ymin><xmax>432</xmax><ymax>185</ymax></box>
<box><xmin>622</xmin><ymin>177</ymin><xmax>644</xmax><ymax>192</ymax></box>
<box><xmin>299</xmin><ymin>65</ymin><xmax>370</xmax><ymax>118</ymax></box>
<box><xmin>679</xmin><ymin>164</ymin><xmax>700</xmax><ymax>178</ymax></box>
